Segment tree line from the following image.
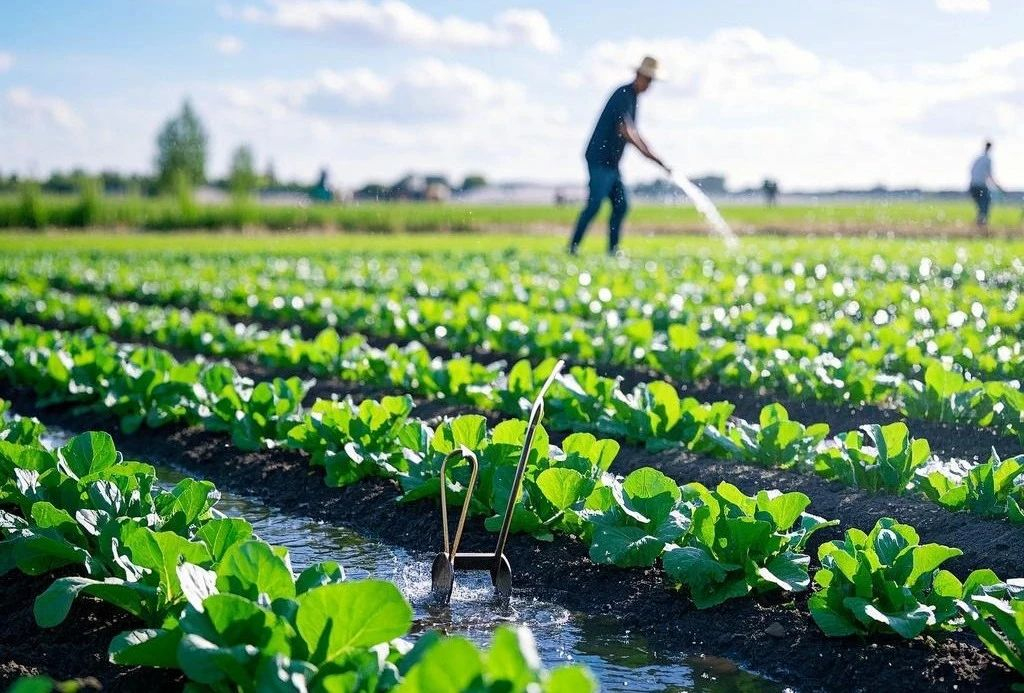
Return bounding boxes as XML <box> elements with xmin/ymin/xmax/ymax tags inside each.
<box><xmin>1</xmin><ymin>100</ymin><xmax>486</xmax><ymax>201</ymax></box>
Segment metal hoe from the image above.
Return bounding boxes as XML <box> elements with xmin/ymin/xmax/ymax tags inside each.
<box><xmin>430</xmin><ymin>359</ymin><xmax>566</xmax><ymax>606</ymax></box>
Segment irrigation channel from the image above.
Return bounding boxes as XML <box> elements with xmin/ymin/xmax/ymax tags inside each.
<box><xmin>37</xmin><ymin>425</ymin><xmax>784</xmax><ymax>692</ymax></box>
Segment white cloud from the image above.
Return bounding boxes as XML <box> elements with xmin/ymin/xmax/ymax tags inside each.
<box><xmin>0</xmin><ymin>51</ymin><xmax>13</xmax><ymax>72</ymax></box>
<box><xmin>566</xmin><ymin>29</ymin><xmax>1024</xmax><ymax>189</ymax></box>
<box><xmin>4</xmin><ymin>87</ymin><xmax>84</xmax><ymax>131</ymax></box>
<box><xmin>192</xmin><ymin>56</ymin><xmax>570</xmax><ymax>182</ymax></box>
<box><xmin>218</xmin><ymin>58</ymin><xmax>530</xmax><ymax>125</ymax></box>
<box><xmin>914</xmin><ymin>96</ymin><xmax>1013</xmax><ymax>137</ymax></box>
<box><xmin>228</xmin><ymin>0</ymin><xmax>559</xmax><ymax>52</ymax></box>
<box><xmin>907</xmin><ymin>42</ymin><xmax>1024</xmax><ymax>143</ymax></box>
<box><xmin>5</xmin><ymin>26</ymin><xmax>1024</xmax><ymax>190</ymax></box>
<box><xmin>914</xmin><ymin>40</ymin><xmax>1024</xmax><ymax>87</ymax></box>
<box><xmin>575</xmin><ymin>29</ymin><xmax>823</xmax><ymax>99</ymax></box>
<box><xmin>215</xmin><ymin>35</ymin><xmax>245</xmax><ymax>55</ymax></box>
<box><xmin>936</xmin><ymin>0</ymin><xmax>990</xmax><ymax>13</ymax></box>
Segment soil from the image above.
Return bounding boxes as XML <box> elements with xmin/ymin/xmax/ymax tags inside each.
<box><xmin>0</xmin><ymin>571</ymin><xmax>184</xmax><ymax>690</ymax></box>
<box><xmin>2</xmin><ymin>384</ymin><xmax>1020</xmax><ymax>693</ymax></box>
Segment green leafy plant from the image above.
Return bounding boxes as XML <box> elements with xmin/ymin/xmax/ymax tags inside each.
<box><xmin>582</xmin><ymin>467</ymin><xmax>689</xmax><ymax>568</ymax></box>
<box><xmin>704</xmin><ymin>403</ymin><xmax>828</xmax><ymax>469</ymax></box>
<box><xmin>0</xmin><ymin>430</ymin><xmax>252</xmax><ymax>628</ymax></box>
<box><xmin>902</xmin><ymin>362</ymin><xmax>989</xmax><ymax>425</ymax></box>
<box><xmin>197</xmin><ymin>369</ymin><xmax>309</xmax><ymax>451</ymax></box>
<box><xmin>917</xmin><ymin>450</ymin><xmax>1024</xmax><ymax>522</ymax></box>
<box><xmin>482</xmin><ymin>426</ymin><xmax>616</xmax><ymax>540</ymax></box>
<box><xmin>111</xmin><ymin>540</ymin><xmax>412</xmax><ymax>690</ymax></box>
<box><xmin>649</xmin><ymin>323</ymin><xmax>706</xmax><ymax>382</ymax></box>
<box><xmin>959</xmin><ymin>592</ymin><xmax>1024</xmax><ymax>684</ymax></box>
<box><xmin>663</xmin><ymin>482</ymin><xmax>837</xmax><ymax>608</ymax></box>
<box><xmin>5</xmin><ymin>675</ymin><xmax>97</xmax><ymax>693</ymax></box>
<box><xmin>100</xmin><ymin>346</ymin><xmax>203</xmax><ymax>434</ymax></box>
<box><xmin>396</xmin><ymin>626</ymin><xmax>595</xmax><ymax>693</ymax></box>
<box><xmin>815</xmin><ymin>422</ymin><xmax>929</xmax><ymax>493</ymax></box>
<box><xmin>396</xmin><ymin>414</ymin><xmax>485</xmax><ymax>506</ymax></box>
<box><xmin>1</xmin><ymin>432</ymin><xmax>159</xmax><ymax>575</ymax></box>
<box><xmin>529</xmin><ymin>432</ymin><xmax>618</xmax><ymax>537</ymax></box>
<box><xmin>287</xmin><ymin>395</ymin><xmax>424</xmax><ymax>486</ymax></box>
<box><xmin>809</xmin><ymin>518</ymin><xmax>983</xmax><ymax>638</ymax></box>
<box><xmin>0</xmin><ymin>397</ymin><xmax>46</xmax><ymax>446</ymax></box>
<box><xmin>609</xmin><ymin>381</ymin><xmax>733</xmax><ymax>452</ymax></box>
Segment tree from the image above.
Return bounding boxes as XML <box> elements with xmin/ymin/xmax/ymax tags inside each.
<box><xmin>154</xmin><ymin>100</ymin><xmax>208</xmax><ymax>191</ymax></box>
<box><xmin>228</xmin><ymin>144</ymin><xmax>258</xmax><ymax>200</ymax></box>
<box><xmin>263</xmin><ymin>160</ymin><xmax>278</xmax><ymax>189</ymax></box>
<box><xmin>460</xmin><ymin>174</ymin><xmax>487</xmax><ymax>192</ymax></box>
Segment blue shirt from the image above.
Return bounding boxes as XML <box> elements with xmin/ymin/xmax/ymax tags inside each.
<box><xmin>585</xmin><ymin>84</ymin><xmax>637</xmax><ymax>168</ymax></box>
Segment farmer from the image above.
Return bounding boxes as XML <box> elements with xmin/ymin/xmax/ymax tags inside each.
<box><xmin>969</xmin><ymin>141</ymin><xmax>1005</xmax><ymax>233</ymax></box>
<box><xmin>568</xmin><ymin>56</ymin><xmax>671</xmax><ymax>256</ymax></box>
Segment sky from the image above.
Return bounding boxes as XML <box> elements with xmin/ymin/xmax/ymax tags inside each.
<box><xmin>2</xmin><ymin>0</ymin><xmax>1023</xmax><ymax>190</ymax></box>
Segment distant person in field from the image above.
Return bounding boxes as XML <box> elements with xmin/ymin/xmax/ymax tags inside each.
<box><xmin>762</xmin><ymin>178</ymin><xmax>779</xmax><ymax>207</ymax></box>
<box><xmin>311</xmin><ymin>168</ymin><xmax>333</xmax><ymax>203</ymax></box>
<box><xmin>568</xmin><ymin>56</ymin><xmax>671</xmax><ymax>256</ymax></box>
<box><xmin>969</xmin><ymin>141</ymin><xmax>1005</xmax><ymax>233</ymax></box>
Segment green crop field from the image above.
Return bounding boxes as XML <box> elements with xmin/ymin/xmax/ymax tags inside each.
<box><xmin>2</xmin><ymin>192</ymin><xmax>1023</xmax><ymax>235</ymax></box>
<box><xmin>3</xmin><ymin>230</ymin><xmax>1024</xmax><ymax>692</ymax></box>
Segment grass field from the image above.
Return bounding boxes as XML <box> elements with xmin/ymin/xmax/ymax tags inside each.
<box><xmin>2</xmin><ymin>191</ymin><xmax>1023</xmax><ymax>234</ymax></box>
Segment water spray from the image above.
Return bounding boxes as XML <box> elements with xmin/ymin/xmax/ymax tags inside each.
<box><xmin>666</xmin><ymin>173</ymin><xmax>739</xmax><ymax>249</ymax></box>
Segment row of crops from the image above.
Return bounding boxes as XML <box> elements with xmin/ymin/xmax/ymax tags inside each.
<box><xmin>3</xmin><ymin>247</ymin><xmax>1024</xmax><ymax>440</ymax></box>
<box><xmin>2</xmin><ymin>323</ymin><xmax>1024</xmax><ymax>683</ymax></box>
<box><xmin>0</xmin><ymin>285</ymin><xmax>1022</xmax><ymax>522</ymax></box>
<box><xmin>3</xmin><ymin>240</ymin><xmax>1024</xmax><ymax>689</ymax></box>
<box><xmin>0</xmin><ymin>406</ymin><xmax>593</xmax><ymax>691</ymax></box>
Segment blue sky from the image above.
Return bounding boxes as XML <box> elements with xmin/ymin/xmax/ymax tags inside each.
<box><xmin>2</xmin><ymin>0</ymin><xmax>1022</xmax><ymax>189</ymax></box>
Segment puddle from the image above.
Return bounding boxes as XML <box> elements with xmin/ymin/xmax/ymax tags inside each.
<box><xmin>154</xmin><ymin>463</ymin><xmax>787</xmax><ymax>692</ymax></box>
<box><xmin>34</xmin><ymin>427</ymin><xmax>786</xmax><ymax>691</ymax></box>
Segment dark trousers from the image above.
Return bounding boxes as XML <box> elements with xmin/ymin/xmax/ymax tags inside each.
<box><xmin>570</xmin><ymin>162</ymin><xmax>629</xmax><ymax>253</ymax></box>
<box><xmin>969</xmin><ymin>184</ymin><xmax>991</xmax><ymax>224</ymax></box>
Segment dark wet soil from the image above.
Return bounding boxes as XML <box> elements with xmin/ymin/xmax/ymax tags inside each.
<box><xmin>2</xmin><ymin>384</ymin><xmax>1020</xmax><ymax>693</ymax></box>
<box><xmin>0</xmin><ymin>570</ymin><xmax>184</xmax><ymax>690</ymax></box>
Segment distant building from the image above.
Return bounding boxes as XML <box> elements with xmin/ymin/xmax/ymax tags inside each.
<box><xmin>384</xmin><ymin>173</ymin><xmax>451</xmax><ymax>201</ymax></box>
<box><xmin>424</xmin><ymin>181</ymin><xmax>450</xmax><ymax>202</ymax></box>
<box><xmin>353</xmin><ymin>183</ymin><xmax>390</xmax><ymax>201</ymax></box>
<box><xmin>632</xmin><ymin>178</ymin><xmax>682</xmax><ymax>200</ymax></box>
<box><xmin>692</xmin><ymin>175</ymin><xmax>727</xmax><ymax>195</ymax></box>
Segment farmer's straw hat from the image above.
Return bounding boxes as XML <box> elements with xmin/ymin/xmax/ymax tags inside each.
<box><xmin>636</xmin><ymin>56</ymin><xmax>660</xmax><ymax>80</ymax></box>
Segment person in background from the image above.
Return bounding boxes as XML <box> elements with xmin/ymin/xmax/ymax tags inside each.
<box><xmin>969</xmin><ymin>141</ymin><xmax>1004</xmax><ymax>234</ymax></box>
<box><xmin>568</xmin><ymin>56</ymin><xmax>671</xmax><ymax>256</ymax></box>
<box><xmin>762</xmin><ymin>178</ymin><xmax>779</xmax><ymax>207</ymax></box>
<box><xmin>310</xmin><ymin>168</ymin><xmax>334</xmax><ymax>203</ymax></box>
